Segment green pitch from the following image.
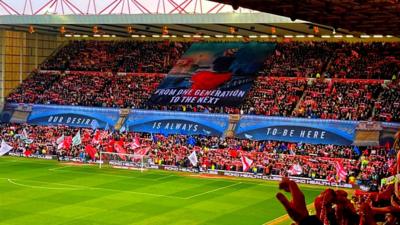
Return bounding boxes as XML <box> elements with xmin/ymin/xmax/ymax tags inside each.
<box><xmin>0</xmin><ymin>157</ymin><xmax>325</xmax><ymax>225</ymax></box>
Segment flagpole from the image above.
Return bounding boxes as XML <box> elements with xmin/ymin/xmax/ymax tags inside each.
<box><xmin>141</xmin><ymin>155</ymin><xmax>144</xmax><ymax>173</ymax></box>
<box><xmin>99</xmin><ymin>151</ymin><xmax>102</xmax><ymax>169</ymax></box>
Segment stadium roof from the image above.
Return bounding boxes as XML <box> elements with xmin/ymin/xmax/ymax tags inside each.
<box><xmin>0</xmin><ymin>13</ymin><xmax>352</xmax><ymax>37</ymax></box>
<box><xmin>211</xmin><ymin>0</ymin><xmax>400</xmax><ymax>35</ymax></box>
<box><xmin>0</xmin><ymin>0</ymin><xmax>397</xmax><ymax>38</ymax></box>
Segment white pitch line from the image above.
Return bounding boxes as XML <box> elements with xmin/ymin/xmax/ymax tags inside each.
<box><xmin>185</xmin><ymin>182</ymin><xmax>242</xmax><ymax>199</ymax></box>
<box><xmin>154</xmin><ymin>174</ymin><xmax>175</xmax><ymax>181</ymax></box>
<box><xmin>7</xmin><ymin>179</ymin><xmax>81</xmax><ymax>190</ymax></box>
<box><xmin>50</xmin><ymin>167</ymin><xmax>179</xmax><ymax>182</ymax></box>
<box><xmin>1</xmin><ymin>177</ymin><xmax>185</xmax><ymax>199</ymax></box>
<box><xmin>48</xmin><ymin>166</ymin><xmax>72</xmax><ymax>171</ymax></box>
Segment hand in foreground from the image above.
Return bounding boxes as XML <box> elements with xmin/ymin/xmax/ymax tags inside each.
<box><xmin>276</xmin><ymin>178</ymin><xmax>309</xmax><ymax>223</ymax></box>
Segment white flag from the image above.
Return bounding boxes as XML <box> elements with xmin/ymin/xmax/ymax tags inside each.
<box><xmin>0</xmin><ymin>140</ymin><xmax>13</xmax><ymax>156</ymax></box>
<box><xmin>188</xmin><ymin>151</ymin><xmax>198</xmax><ymax>166</ymax></box>
<box><xmin>288</xmin><ymin>164</ymin><xmax>303</xmax><ymax>175</ymax></box>
<box><xmin>22</xmin><ymin>129</ymin><xmax>29</xmax><ymax>139</ymax></box>
<box><xmin>241</xmin><ymin>155</ymin><xmax>253</xmax><ymax>172</ymax></box>
<box><xmin>57</xmin><ymin>141</ymin><xmax>64</xmax><ymax>150</ymax></box>
<box><xmin>119</xmin><ymin>125</ymin><xmax>126</xmax><ymax>134</ymax></box>
<box><xmin>72</xmin><ymin>131</ymin><xmax>81</xmax><ymax>146</ymax></box>
<box><xmin>56</xmin><ymin>134</ymin><xmax>65</xmax><ymax>145</ymax></box>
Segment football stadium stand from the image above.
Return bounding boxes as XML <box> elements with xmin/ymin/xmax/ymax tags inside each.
<box><xmin>0</xmin><ymin>0</ymin><xmax>400</xmax><ymax>224</ymax></box>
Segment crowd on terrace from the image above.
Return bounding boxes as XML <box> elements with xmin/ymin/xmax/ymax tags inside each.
<box><xmin>1</xmin><ymin>123</ymin><xmax>393</xmax><ymax>189</ymax></box>
<box><xmin>326</xmin><ymin>42</ymin><xmax>400</xmax><ymax>80</ymax></box>
<box><xmin>294</xmin><ymin>79</ymin><xmax>383</xmax><ymax>121</ymax></box>
<box><xmin>7</xmin><ymin>72</ymin><xmax>165</xmax><ymax>108</ymax></box>
<box><xmin>5</xmin><ymin>40</ymin><xmax>400</xmax><ymax>122</ymax></box>
<box><xmin>261</xmin><ymin>41</ymin><xmax>339</xmax><ymax>77</ymax></box>
<box><xmin>41</xmin><ymin>41</ymin><xmax>190</xmax><ymax>73</ymax></box>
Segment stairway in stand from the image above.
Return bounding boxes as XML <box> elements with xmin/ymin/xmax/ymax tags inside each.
<box><xmin>115</xmin><ymin>108</ymin><xmax>131</xmax><ymax>130</ymax></box>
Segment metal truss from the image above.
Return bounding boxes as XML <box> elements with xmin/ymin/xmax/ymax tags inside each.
<box><xmin>0</xmin><ymin>0</ymin><xmax>241</xmax><ymax>15</ymax></box>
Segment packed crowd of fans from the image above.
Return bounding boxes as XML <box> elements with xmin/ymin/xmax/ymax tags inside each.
<box><xmin>5</xmin><ymin>40</ymin><xmax>400</xmax><ymax>122</ymax></box>
<box><xmin>241</xmin><ymin>78</ymin><xmax>399</xmax><ymax>122</ymax></box>
<box><xmin>7</xmin><ymin>72</ymin><xmax>165</xmax><ymax>108</ymax></box>
<box><xmin>326</xmin><ymin>42</ymin><xmax>400</xmax><ymax>80</ymax></box>
<box><xmin>1</xmin><ymin>123</ymin><xmax>393</xmax><ymax>186</ymax></box>
<box><xmin>261</xmin><ymin>42</ymin><xmax>338</xmax><ymax>77</ymax></box>
<box><xmin>41</xmin><ymin>41</ymin><xmax>190</xmax><ymax>73</ymax></box>
<box><xmin>294</xmin><ymin>79</ymin><xmax>383</xmax><ymax>120</ymax></box>
<box><xmin>373</xmin><ymin>82</ymin><xmax>400</xmax><ymax>122</ymax></box>
<box><xmin>241</xmin><ymin>77</ymin><xmax>306</xmax><ymax>116</ymax></box>
<box><xmin>262</xmin><ymin>41</ymin><xmax>400</xmax><ymax>80</ymax></box>
<box><xmin>41</xmin><ymin>40</ymin><xmax>400</xmax><ymax>80</ymax></box>
<box><xmin>6</xmin><ymin>71</ymin><xmax>399</xmax><ymax>122</ymax></box>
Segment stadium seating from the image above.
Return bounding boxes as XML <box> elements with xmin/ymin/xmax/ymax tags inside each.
<box><xmin>7</xmin><ymin>71</ymin><xmax>165</xmax><ymax>108</ymax></box>
<box><xmin>261</xmin><ymin>41</ymin><xmax>400</xmax><ymax>80</ymax></box>
<box><xmin>373</xmin><ymin>81</ymin><xmax>400</xmax><ymax>122</ymax></box>
<box><xmin>5</xmin><ymin>41</ymin><xmax>400</xmax><ymax>122</ymax></box>
<box><xmin>241</xmin><ymin>77</ymin><xmax>306</xmax><ymax>116</ymax></box>
<box><xmin>261</xmin><ymin>41</ymin><xmax>339</xmax><ymax>77</ymax></box>
<box><xmin>294</xmin><ymin>79</ymin><xmax>383</xmax><ymax>121</ymax></box>
<box><xmin>40</xmin><ymin>40</ymin><xmax>191</xmax><ymax>73</ymax></box>
<box><xmin>326</xmin><ymin>42</ymin><xmax>400</xmax><ymax>80</ymax></box>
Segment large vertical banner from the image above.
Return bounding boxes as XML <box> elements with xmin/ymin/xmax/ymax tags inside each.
<box><xmin>148</xmin><ymin>42</ymin><xmax>275</xmax><ymax>106</ymax></box>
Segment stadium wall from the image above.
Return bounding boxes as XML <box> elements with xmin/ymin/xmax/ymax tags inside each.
<box><xmin>0</xmin><ymin>29</ymin><xmax>64</xmax><ymax>101</ymax></box>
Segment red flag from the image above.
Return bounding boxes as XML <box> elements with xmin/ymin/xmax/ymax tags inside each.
<box><xmin>241</xmin><ymin>155</ymin><xmax>253</xmax><ymax>172</ymax></box>
<box><xmin>288</xmin><ymin>164</ymin><xmax>302</xmax><ymax>175</ymax></box>
<box><xmin>92</xmin><ymin>130</ymin><xmax>101</xmax><ymax>144</ymax></box>
<box><xmin>114</xmin><ymin>141</ymin><xmax>127</xmax><ymax>160</ymax></box>
<box><xmin>351</xmin><ymin>50</ymin><xmax>359</xmax><ymax>58</ymax></box>
<box><xmin>92</xmin><ymin>130</ymin><xmax>108</xmax><ymax>145</ymax></box>
<box><xmin>135</xmin><ymin>147</ymin><xmax>149</xmax><ymax>156</ymax></box>
<box><xmin>132</xmin><ymin>146</ymin><xmax>150</xmax><ymax>161</ymax></box>
<box><xmin>64</xmin><ymin>136</ymin><xmax>72</xmax><ymax>150</ymax></box>
<box><xmin>24</xmin><ymin>149</ymin><xmax>32</xmax><ymax>157</ymax></box>
<box><xmin>385</xmin><ymin>141</ymin><xmax>391</xmax><ymax>151</ymax></box>
<box><xmin>85</xmin><ymin>145</ymin><xmax>97</xmax><ymax>160</ymax></box>
<box><xmin>132</xmin><ymin>136</ymin><xmax>141</xmax><ymax>149</ymax></box>
<box><xmin>335</xmin><ymin>161</ymin><xmax>347</xmax><ymax>182</ymax></box>
<box><xmin>229</xmin><ymin>149</ymin><xmax>238</xmax><ymax>158</ymax></box>
<box><xmin>106</xmin><ymin>139</ymin><xmax>115</xmax><ymax>153</ymax></box>
<box><xmin>58</xmin><ymin>136</ymin><xmax>72</xmax><ymax>150</ymax></box>
<box><xmin>83</xmin><ymin>131</ymin><xmax>91</xmax><ymax>142</ymax></box>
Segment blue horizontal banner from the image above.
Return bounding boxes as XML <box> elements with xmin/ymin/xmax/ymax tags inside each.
<box><xmin>0</xmin><ymin>103</ymin><xmax>19</xmax><ymax>123</ymax></box>
<box><xmin>27</xmin><ymin>104</ymin><xmax>120</xmax><ymax>129</ymax></box>
<box><xmin>235</xmin><ymin>115</ymin><xmax>359</xmax><ymax>145</ymax></box>
<box><xmin>125</xmin><ymin>110</ymin><xmax>229</xmax><ymax>136</ymax></box>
